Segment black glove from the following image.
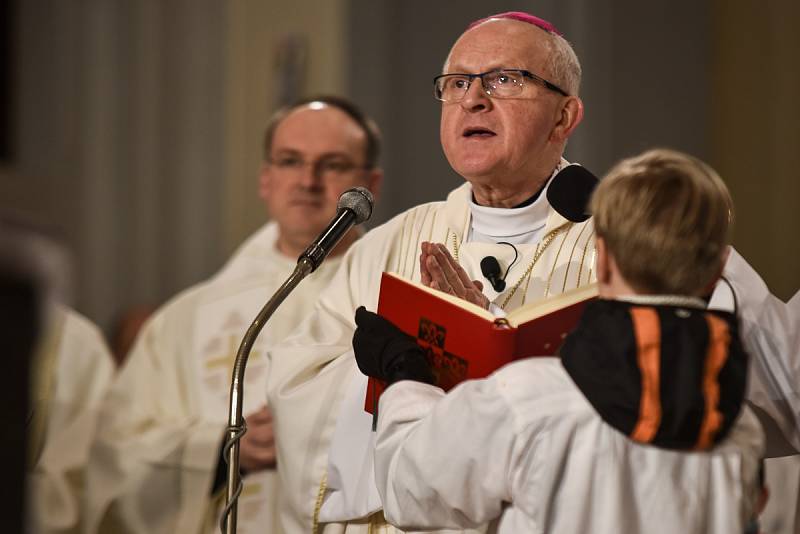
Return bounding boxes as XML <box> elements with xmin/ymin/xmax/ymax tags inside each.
<box><xmin>353</xmin><ymin>306</ymin><xmax>435</xmax><ymax>385</ymax></box>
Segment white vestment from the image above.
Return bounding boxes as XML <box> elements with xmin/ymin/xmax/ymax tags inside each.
<box><xmin>711</xmin><ymin>249</ymin><xmax>800</xmax><ymax>454</ymax></box>
<box><xmin>710</xmin><ymin>248</ymin><xmax>800</xmax><ymax>534</ymax></box>
<box><xmin>373</xmin><ymin>359</ymin><xmax>765</xmax><ymax>534</ymax></box>
<box><xmin>85</xmin><ymin>222</ymin><xmax>342</xmax><ymax>534</ymax></box>
<box><xmin>267</xmin><ymin>177</ymin><xmax>596</xmax><ymax>533</ymax></box>
<box><xmin>27</xmin><ymin>305</ymin><xmax>116</xmax><ymax>534</ymax></box>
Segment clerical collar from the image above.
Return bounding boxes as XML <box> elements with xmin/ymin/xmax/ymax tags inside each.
<box><xmin>467</xmin><ymin>182</ymin><xmax>551</xmax><ymax>245</ymax></box>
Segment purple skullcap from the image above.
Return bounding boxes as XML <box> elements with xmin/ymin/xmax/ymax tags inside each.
<box><xmin>467</xmin><ymin>11</ymin><xmax>563</xmax><ymax>37</ymax></box>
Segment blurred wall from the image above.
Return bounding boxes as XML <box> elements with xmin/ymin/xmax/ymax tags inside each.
<box><xmin>223</xmin><ymin>0</ymin><xmax>348</xmax><ymax>257</ymax></box>
<box><xmin>349</xmin><ymin>0</ymin><xmax>798</xmax><ymax>300</ymax></box>
<box><xmin>8</xmin><ymin>0</ymin><xmax>227</xmax><ymax>331</ymax></box>
<box><xmin>711</xmin><ymin>0</ymin><xmax>800</xmax><ymax>300</ymax></box>
<box><xmin>4</xmin><ymin>1</ymin><xmax>349</xmax><ymax>331</ymax></box>
<box><xmin>2</xmin><ymin>1</ymin><xmax>797</xmax><ymax>332</ymax></box>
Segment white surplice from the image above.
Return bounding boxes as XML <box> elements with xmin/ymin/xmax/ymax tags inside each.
<box><xmin>85</xmin><ymin>222</ymin><xmax>342</xmax><ymax>534</ymax></box>
<box><xmin>710</xmin><ymin>248</ymin><xmax>800</xmax><ymax>534</ymax></box>
<box><xmin>27</xmin><ymin>305</ymin><xmax>116</xmax><ymax>534</ymax></box>
<box><xmin>267</xmin><ymin>172</ymin><xmax>596</xmax><ymax>533</ymax></box>
<box><xmin>373</xmin><ymin>359</ymin><xmax>764</xmax><ymax>534</ymax></box>
<box><xmin>710</xmin><ymin>248</ymin><xmax>800</xmax><ymax>454</ymax></box>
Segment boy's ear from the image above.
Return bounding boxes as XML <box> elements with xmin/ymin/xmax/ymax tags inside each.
<box><xmin>701</xmin><ymin>245</ymin><xmax>731</xmax><ymax>297</ymax></box>
<box><xmin>595</xmin><ymin>237</ymin><xmax>611</xmax><ymax>284</ymax></box>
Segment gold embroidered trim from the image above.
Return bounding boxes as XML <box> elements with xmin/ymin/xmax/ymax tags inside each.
<box><xmin>367</xmin><ymin>511</ymin><xmax>389</xmax><ymax>533</ymax></box>
<box><xmin>396</xmin><ymin>211</ymin><xmax>411</xmax><ymax>276</ymax></box>
<box><xmin>28</xmin><ymin>311</ymin><xmax>66</xmax><ymax>466</ymax></box>
<box><xmin>408</xmin><ymin>206</ymin><xmax>427</xmax><ymax>276</ymax></box>
<box><xmin>447</xmin><ymin>222</ymin><xmax>573</xmax><ymax>309</ymax></box>
<box><xmin>520</xmin><ymin>256</ymin><xmax>536</xmax><ymax>306</ymax></box>
<box><xmin>577</xmin><ymin>230</ymin><xmax>595</xmax><ymax>287</ymax></box>
<box><xmin>501</xmin><ymin>222</ymin><xmax>573</xmax><ymax>309</ymax></box>
<box><xmin>562</xmin><ymin>222</ymin><xmax>590</xmax><ymax>293</ymax></box>
<box><xmin>544</xmin><ymin>223</ymin><xmax>574</xmax><ymax>298</ymax></box>
<box><xmin>312</xmin><ymin>471</ymin><xmax>327</xmax><ymax>534</ymax></box>
<box><xmin>450</xmin><ymin>229</ymin><xmax>460</xmax><ymax>263</ymax></box>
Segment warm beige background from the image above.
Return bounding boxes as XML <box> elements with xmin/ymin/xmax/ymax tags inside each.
<box><xmin>223</xmin><ymin>0</ymin><xmax>348</xmax><ymax>256</ymax></box>
<box><xmin>711</xmin><ymin>0</ymin><xmax>800</xmax><ymax>299</ymax></box>
<box><xmin>2</xmin><ymin>0</ymin><xmax>798</xmax><ymax>330</ymax></box>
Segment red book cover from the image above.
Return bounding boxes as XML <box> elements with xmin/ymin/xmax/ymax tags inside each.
<box><xmin>364</xmin><ymin>272</ymin><xmax>597</xmax><ymax>414</ymax></box>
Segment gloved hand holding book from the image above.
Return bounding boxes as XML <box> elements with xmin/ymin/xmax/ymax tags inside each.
<box><xmin>353</xmin><ymin>306</ymin><xmax>435</xmax><ymax>386</ymax></box>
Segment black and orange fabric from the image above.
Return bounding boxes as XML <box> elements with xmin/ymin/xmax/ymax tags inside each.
<box><xmin>561</xmin><ymin>299</ymin><xmax>748</xmax><ymax>451</ymax></box>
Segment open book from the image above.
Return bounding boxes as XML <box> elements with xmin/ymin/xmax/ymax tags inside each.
<box><xmin>364</xmin><ymin>272</ymin><xmax>598</xmax><ymax>414</ymax></box>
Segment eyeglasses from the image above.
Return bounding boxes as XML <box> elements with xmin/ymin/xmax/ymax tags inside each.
<box><xmin>433</xmin><ymin>69</ymin><xmax>569</xmax><ymax>102</ymax></box>
<box><xmin>267</xmin><ymin>155</ymin><xmax>365</xmax><ymax>180</ymax></box>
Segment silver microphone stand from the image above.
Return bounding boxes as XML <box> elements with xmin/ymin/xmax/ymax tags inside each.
<box><xmin>219</xmin><ymin>186</ymin><xmax>372</xmax><ymax>534</ymax></box>
<box><xmin>219</xmin><ymin>257</ymin><xmax>313</xmax><ymax>534</ymax></box>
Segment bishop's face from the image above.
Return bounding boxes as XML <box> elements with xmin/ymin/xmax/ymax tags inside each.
<box><xmin>440</xmin><ymin>20</ymin><xmax>566</xmax><ymax>197</ymax></box>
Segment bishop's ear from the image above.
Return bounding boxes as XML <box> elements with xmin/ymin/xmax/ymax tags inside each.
<box><xmin>551</xmin><ymin>96</ymin><xmax>584</xmax><ymax>143</ymax></box>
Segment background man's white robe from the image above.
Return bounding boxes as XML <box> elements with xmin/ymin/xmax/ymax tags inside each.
<box><xmin>28</xmin><ymin>305</ymin><xmax>115</xmax><ymax>534</ymax></box>
<box><xmin>85</xmin><ymin>222</ymin><xmax>342</xmax><ymax>534</ymax></box>
<box><xmin>374</xmin><ymin>359</ymin><xmax>764</xmax><ymax>534</ymax></box>
<box><xmin>267</xmin><ymin>182</ymin><xmax>595</xmax><ymax>533</ymax></box>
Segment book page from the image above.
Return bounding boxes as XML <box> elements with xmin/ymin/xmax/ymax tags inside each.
<box><xmin>506</xmin><ymin>283</ymin><xmax>598</xmax><ymax>327</ymax></box>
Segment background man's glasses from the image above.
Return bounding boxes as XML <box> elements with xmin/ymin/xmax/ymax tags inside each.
<box><xmin>268</xmin><ymin>155</ymin><xmax>364</xmax><ymax>180</ymax></box>
<box><xmin>433</xmin><ymin>68</ymin><xmax>568</xmax><ymax>102</ymax></box>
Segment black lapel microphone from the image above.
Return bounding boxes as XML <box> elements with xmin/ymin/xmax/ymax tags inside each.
<box><xmin>476</xmin><ymin>166</ymin><xmax>598</xmax><ymax>295</ymax></box>
<box><xmin>480</xmin><ymin>256</ymin><xmax>506</xmax><ymax>292</ymax></box>
<box><xmin>480</xmin><ymin>242</ymin><xmax>518</xmax><ymax>293</ymax></box>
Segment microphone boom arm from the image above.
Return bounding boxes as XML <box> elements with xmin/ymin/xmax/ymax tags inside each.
<box><xmin>219</xmin><ymin>186</ymin><xmax>373</xmax><ymax>533</ymax></box>
<box><xmin>220</xmin><ymin>257</ymin><xmax>314</xmax><ymax>534</ymax></box>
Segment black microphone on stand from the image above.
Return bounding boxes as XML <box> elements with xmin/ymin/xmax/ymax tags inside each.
<box><xmin>299</xmin><ymin>187</ymin><xmax>374</xmax><ymax>271</ymax></box>
<box><xmin>546</xmin><ymin>164</ymin><xmax>599</xmax><ymax>222</ymax></box>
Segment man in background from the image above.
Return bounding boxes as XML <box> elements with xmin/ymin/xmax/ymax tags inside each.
<box><xmin>0</xmin><ymin>216</ymin><xmax>116</xmax><ymax>534</ymax></box>
<box><xmin>86</xmin><ymin>96</ymin><xmax>382</xmax><ymax>533</ymax></box>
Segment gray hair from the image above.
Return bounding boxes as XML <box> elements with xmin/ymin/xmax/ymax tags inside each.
<box><xmin>545</xmin><ymin>32</ymin><xmax>581</xmax><ymax>96</ymax></box>
<box><xmin>443</xmin><ymin>20</ymin><xmax>582</xmax><ymax>97</ymax></box>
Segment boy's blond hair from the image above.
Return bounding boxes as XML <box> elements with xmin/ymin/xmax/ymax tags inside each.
<box><xmin>589</xmin><ymin>148</ymin><xmax>733</xmax><ymax>295</ymax></box>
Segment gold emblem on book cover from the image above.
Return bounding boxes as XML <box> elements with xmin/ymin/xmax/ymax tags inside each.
<box><xmin>417</xmin><ymin>317</ymin><xmax>467</xmax><ymax>389</ymax></box>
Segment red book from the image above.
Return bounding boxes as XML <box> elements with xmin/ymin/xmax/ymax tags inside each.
<box><xmin>364</xmin><ymin>272</ymin><xmax>597</xmax><ymax>414</ymax></box>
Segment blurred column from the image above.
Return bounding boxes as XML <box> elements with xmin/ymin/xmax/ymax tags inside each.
<box><xmin>711</xmin><ymin>0</ymin><xmax>800</xmax><ymax>300</ymax></box>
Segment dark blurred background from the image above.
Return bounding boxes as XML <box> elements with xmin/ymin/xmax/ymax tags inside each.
<box><xmin>1</xmin><ymin>0</ymin><xmax>797</xmax><ymax>333</ymax></box>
